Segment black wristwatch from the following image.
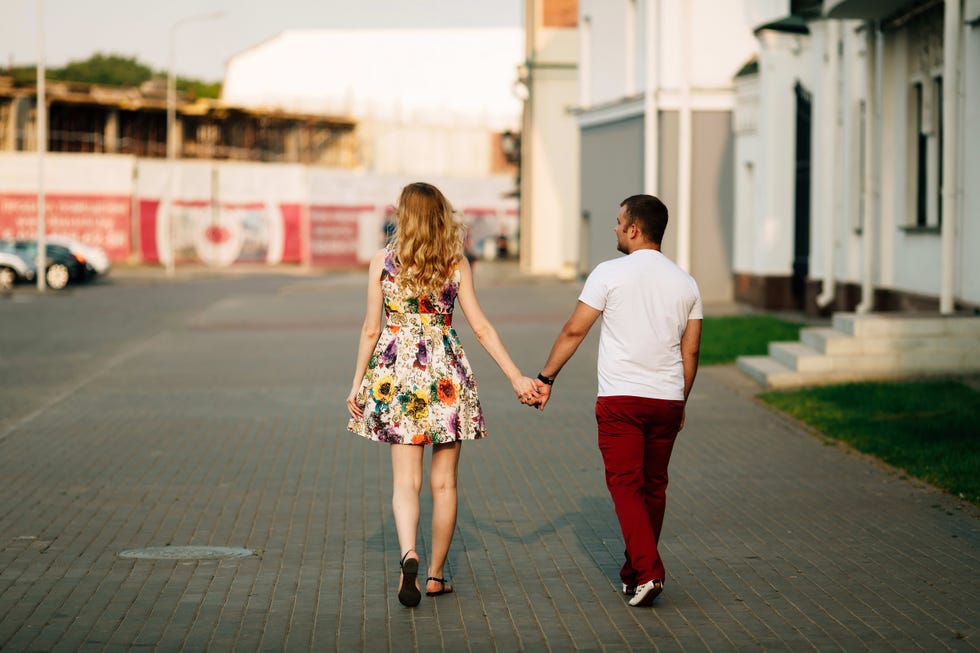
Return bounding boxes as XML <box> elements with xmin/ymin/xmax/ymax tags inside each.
<box><xmin>536</xmin><ymin>373</ymin><xmax>555</xmax><ymax>386</ymax></box>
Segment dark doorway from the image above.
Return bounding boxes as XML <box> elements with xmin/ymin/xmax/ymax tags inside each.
<box><xmin>792</xmin><ymin>82</ymin><xmax>812</xmax><ymax>309</ymax></box>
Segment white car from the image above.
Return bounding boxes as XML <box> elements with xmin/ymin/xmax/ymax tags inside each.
<box><xmin>0</xmin><ymin>250</ymin><xmax>36</xmax><ymax>290</ymax></box>
<box><xmin>45</xmin><ymin>235</ymin><xmax>111</xmax><ymax>276</ymax></box>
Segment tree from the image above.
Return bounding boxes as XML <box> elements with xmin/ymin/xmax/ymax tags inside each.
<box><xmin>4</xmin><ymin>53</ymin><xmax>222</xmax><ymax>99</ymax></box>
<box><xmin>176</xmin><ymin>79</ymin><xmax>222</xmax><ymax>100</ymax></box>
<box><xmin>49</xmin><ymin>53</ymin><xmax>153</xmax><ymax>87</ymax></box>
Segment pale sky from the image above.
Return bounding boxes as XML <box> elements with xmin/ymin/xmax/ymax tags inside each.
<box><xmin>1</xmin><ymin>0</ymin><xmax>524</xmax><ymax>82</ymax></box>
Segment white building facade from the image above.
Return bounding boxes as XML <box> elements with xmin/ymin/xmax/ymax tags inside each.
<box><xmin>518</xmin><ymin>0</ymin><xmax>581</xmax><ymax>278</ymax></box>
<box><xmin>222</xmin><ymin>29</ymin><xmax>523</xmax><ymax>179</ymax></box>
<box><xmin>572</xmin><ymin>0</ymin><xmax>758</xmax><ymax>303</ymax></box>
<box><xmin>734</xmin><ymin>0</ymin><xmax>980</xmax><ymax>314</ymax></box>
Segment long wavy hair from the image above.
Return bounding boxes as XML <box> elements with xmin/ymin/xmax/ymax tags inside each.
<box><xmin>392</xmin><ymin>182</ymin><xmax>464</xmax><ymax>293</ymax></box>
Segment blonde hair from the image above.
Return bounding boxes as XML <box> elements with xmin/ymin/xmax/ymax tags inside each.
<box><xmin>392</xmin><ymin>182</ymin><xmax>464</xmax><ymax>293</ymax></box>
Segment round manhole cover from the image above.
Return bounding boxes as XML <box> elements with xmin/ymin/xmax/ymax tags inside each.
<box><xmin>119</xmin><ymin>546</ymin><xmax>254</xmax><ymax>560</ymax></box>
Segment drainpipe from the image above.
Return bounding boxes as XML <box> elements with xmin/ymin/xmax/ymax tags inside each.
<box><xmin>579</xmin><ymin>15</ymin><xmax>591</xmax><ymax>108</ymax></box>
<box><xmin>677</xmin><ymin>0</ymin><xmax>692</xmax><ymax>272</ymax></box>
<box><xmin>816</xmin><ymin>20</ymin><xmax>840</xmax><ymax>308</ymax></box>
<box><xmin>643</xmin><ymin>0</ymin><xmax>660</xmax><ymax>196</ymax></box>
<box><xmin>856</xmin><ymin>23</ymin><xmax>880</xmax><ymax>314</ymax></box>
<box><xmin>939</xmin><ymin>0</ymin><xmax>961</xmax><ymax>314</ymax></box>
<box><xmin>625</xmin><ymin>0</ymin><xmax>636</xmax><ymax>98</ymax></box>
<box><xmin>519</xmin><ymin>0</ymin><xmax>535</xmax><ymax>274</ymax></box>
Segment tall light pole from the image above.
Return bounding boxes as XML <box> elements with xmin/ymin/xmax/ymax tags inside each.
<box><xmin>165</xmin><ymin>10</ymin><xmax>224</xmax><ymax>276</ymax></box>
<box><xmin>35</xmin><ymin>0</ymin><xmax>47</xmax><ymax>291</ymax></box>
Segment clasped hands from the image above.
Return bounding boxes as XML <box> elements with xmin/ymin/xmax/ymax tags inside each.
<box><xmin>512</xmin><ymin>376</ymin><xmax>552</xmax><ymax>411</ymax></box>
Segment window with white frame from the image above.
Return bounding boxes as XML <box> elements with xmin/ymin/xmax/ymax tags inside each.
<box><xmin>911</xmin><ymin>75</ymin><xmax>943</xmax><ymax>228</ymax></box>
<box><xmin>904</xmin><ymin>5</ymin><xmax>944</xmax><ymax>229</ymax></box>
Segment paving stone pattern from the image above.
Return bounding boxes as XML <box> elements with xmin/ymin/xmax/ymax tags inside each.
<box><xmin>0</xmin><ymin>269</ymin><xmax>977</xmax><ymax>652</ymax></box>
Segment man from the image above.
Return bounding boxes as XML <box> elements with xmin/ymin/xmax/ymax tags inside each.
<box><xmin>529</xmin><ymin>194</ymin><xmax>702</xmax><ymax>607</ymax></box>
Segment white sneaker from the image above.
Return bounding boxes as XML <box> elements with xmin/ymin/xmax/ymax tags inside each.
<box><xmin>622</xmin><ymin>583</ymin><xmax>636</xmax><ymax>596</ymax></box>
<box><xmin>627</xmin><ymin>580</ymin><xmax>663</xmax><ymax>607</ymax></box>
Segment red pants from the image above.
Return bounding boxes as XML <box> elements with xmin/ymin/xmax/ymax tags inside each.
<box><xmin>596</xmin><ymin>395</ymin><xmax>684</xmax><ymax>586</ymax></box>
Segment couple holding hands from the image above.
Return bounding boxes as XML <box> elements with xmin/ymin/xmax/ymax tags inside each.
<box><xmin>346</xmin><ymin>183</ymin><xmax>702</xmax><ymax>609</ymax></box>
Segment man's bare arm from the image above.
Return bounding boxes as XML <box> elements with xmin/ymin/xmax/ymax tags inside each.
<box><xmin>678</xmin><ymin>318</ymin><xmax>702</xmax><ymax>430</ymax></box>
<box><xmin>680</xmin><ymin>318</ymin><xmax>702</xmax><ymax>402</ymax></box>
<box><xmin>532</xmin><ymin>301</ymin><xmax>602</xmax><ymax>410</ymax></box>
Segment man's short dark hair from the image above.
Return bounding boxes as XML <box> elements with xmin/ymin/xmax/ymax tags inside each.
<box><xmin>620</xmin><ymin>195</ymin><xmax>668</xmax><ymax>245</ymax></box>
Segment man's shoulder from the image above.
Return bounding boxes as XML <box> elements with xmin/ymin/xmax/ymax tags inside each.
<box><xmin>588</xmin><ymin>251</ymin><xmax>699</xmax><ymax>285</ymax></box>
<box><xmin>644</xmin><ymin>251</ymin><xmax>699</xmax><ymax>286</ymax></box>
<box><xmin>591</xmin><ymin>254</ymin><xmax>632</xmax><ymax>275</ymax></box>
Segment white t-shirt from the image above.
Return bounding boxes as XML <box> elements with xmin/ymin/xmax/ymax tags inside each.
<box><xmin>579</xmin><ymin>249</ymin><xmax>703</xmax><ymax>401</ymax></box>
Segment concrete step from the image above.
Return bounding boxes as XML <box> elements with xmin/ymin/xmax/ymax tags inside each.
<box><xmin>769</xmin><ymin>341</ymin><xmax>834</xmax><ymax>372</ymax></box>
<box><xmin>738</xmin><ymin>350</ymin><xmax>980</xmax><ymax>389</ymax></box>
<box><xmin>800</xmin><ymin>327</ymin><xmax>862</xmax><ymax>355</ymax></box>
<box><xmin>736</xmin><ymin>355</ymin><xmax>806</xmax><ymax>389</ymax></box>
<box><xmin>739</xmin><ymin>313</ymin><xmax>980</xmax><ymax>389</ymax></box>
<box><xmin>833</xmin><ymin>313</ymin><xmax>980</xmax><ymax>339</ymax></box>
<box><xmin>805</xmin><ymin>331</ymin><xmax>979</xmax><ymax>358</ymax></box>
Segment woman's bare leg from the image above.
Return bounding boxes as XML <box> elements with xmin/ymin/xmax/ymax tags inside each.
<box><xmin>427</xmin><ymin>441</ymin><xmax>461</xmax><ymax>592</ymax></box>
<box><xmin>391</xmin><ymin>443</ymin><xmax>424</xmax><ymax>594</ymax></box>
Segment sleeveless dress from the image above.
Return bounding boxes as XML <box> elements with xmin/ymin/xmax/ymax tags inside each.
<box><xmin>347</xmin><ymin>249</ymin><xmax>487</xmax><ymax>445</ymax></box>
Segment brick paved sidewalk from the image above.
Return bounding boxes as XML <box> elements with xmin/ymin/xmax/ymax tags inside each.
<box><xmin>0</xmin><ymin>269</ymin><xmax>977</xmax><ymax>652</ymax></box>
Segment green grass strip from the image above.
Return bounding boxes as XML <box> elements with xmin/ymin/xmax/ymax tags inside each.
<box><xmin>760</xmin><ymin>380</ymin><xmax>980</xmax><ymax>504</ymax></box>
<box><xmin>700</xmin><ymin>315</ymin><xmax>804</xmax><ymax>366</ymax></box>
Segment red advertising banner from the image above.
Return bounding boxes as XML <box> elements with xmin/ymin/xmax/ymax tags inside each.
<box><xmin>138</xmin><ymin>199</ymin><xmax>161</xmax><ymax>263</ymax></box>
<box><xmin>279</xmin><ymin>203</ymin><xmax>303</xmax><ymax>264</ymax></box>
<box><xmin>309</xmin><ymin>205</ymin><xmax>369</xmax><ymax>266</ymax></box>
<box><xmin>138</xmin><ymin>199</ymin><xmax>305</xmax><ymax>265</ymax></box>
<box><xmin>0</xmin><ymin>193</ymin><xmax>131</xmax><ymax>261</ymax></box>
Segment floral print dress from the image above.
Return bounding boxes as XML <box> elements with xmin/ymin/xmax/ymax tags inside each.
<box><xmin>347</xmin><ymin>249</ymin><xmax>487</xmax><ymax>445</ymax></box>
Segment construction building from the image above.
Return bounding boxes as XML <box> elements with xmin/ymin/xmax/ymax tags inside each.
<box><xmin>0</xmin><ymin>75</ymin><xmax>358</xmax><ymax>166</ymax></box>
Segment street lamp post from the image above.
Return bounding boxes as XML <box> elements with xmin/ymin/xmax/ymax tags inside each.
<box><xmin>36</xmin><ymin>0</ymin><xmax>46</xmax><ymax>291</ymax></box>
<box><xmin>165</xmin><ymin>10</ymin><xmax>223</xmax><ymax>276</ymax></box>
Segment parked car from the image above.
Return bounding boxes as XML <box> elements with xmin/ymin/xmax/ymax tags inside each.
<box><xmin>45</xmin><ymin>235</ymin><xmax>111</xmax><ymax>277</ymax></box>
<box><xmin>0</xmin><ymin>240</ymin><xmax>90</xmax><ymax>290</ymax></box>
<box><xmin>0</xmin><ymin>250</ymin><xmax>36</xmax><ymax>290</ymax></box>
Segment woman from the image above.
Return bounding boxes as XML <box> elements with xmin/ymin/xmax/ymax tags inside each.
<box><xmin>346</xmin><ymin>182</ymin><xmax>538</xmax><ymax>607</ymax></box>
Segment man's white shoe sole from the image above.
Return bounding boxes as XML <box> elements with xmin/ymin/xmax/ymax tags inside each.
<box><xmin>627</xmin><ymin>580</ymin><xmax>663</xmax><ymax>607</ymax></box>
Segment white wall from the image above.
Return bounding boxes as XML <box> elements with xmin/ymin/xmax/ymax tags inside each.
<box><xmin>361</xmin><ymin>119</ymin><xmax>495</xmax><ymax>177</ymax></box>
<box><xmin>223</xmin><ymin>29</ymin><xmax>523</xmax><ymax>178</ymax></box>
<box><xmin>733</xmin><ymin>29</ymin><xmax>807</xmax><ymax>277</ymax></box>
<box><xmin>224</xmin><ymin>29</ymin><xmax>522</xmax><ymax>130</ymax></box>
<box><xmin>581</xmin><ymin>0</ymin><xmax>756</xmax><ymax>106</ymax></box>
<box><xmin>733</xmin><ymin>76</ymin><xmax>758</xmax><ymax>274</ymax></box>
<box><xmin>526</xmin><ymin>72</ymin><xmax>580</xmax><ymax>276</ymax></box>
<box><xmin>881</xmin><ymin>15</ymin><xmax>964</xmax><ymax>303</ymax></box>
<box><xmin>522</xmin><ymin>0</ymin><xmax>580</xmax><ymax>277</ymax></box>
<box><xmin>744</xmin><ymin>0</ymin><xmax>792</xmax><ymax>28</ymax></box>
<box><xmin>0</xmin><ymin>152</ymin><xmax>516</xmax><ymax>267</ymax></box>
<box><xmin>0</xmin><ymin>153</ymin><xmax>135</xmax><ymax>260</ymax></box>
<box><xmin>579</xmin><ymin>0</ymin><xmax>629</xmax><ymax>106</ymax></box>
<box><xmin>738</xmin><ymin>1</ymin><xmax>980</xmax><ymax>308</ymax></box>
<box><xmin>958</xmin><ymin>0</ymin><xmax>980</xmax><ymax>303</ymax></box>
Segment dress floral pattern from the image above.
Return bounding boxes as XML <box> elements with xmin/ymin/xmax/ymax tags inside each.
<box><xmin>347</xmin><ymin>249</ymin><xmax>487</xmax><ymax>445</ymax></box>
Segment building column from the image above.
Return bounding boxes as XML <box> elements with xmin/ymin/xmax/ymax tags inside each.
<box><xmin>939</xmin><ymin>0</ymin><xmax>962</xmax><ymax>314</ymax></box>
<box><xmin>813</xmin><ymin>20</ymin><xmax>842</xmax><ymax>308</ymax></box>
<box><xmin>756</xmin><ymin>29</ymin><xmax>804</xmax><ymax>278</ymax></box>
<box><xmin>105</xmin><ymin>108</ymin><xmax>120</xmax><ymax>153</ymax></box>
<box><xmin>7</xmin><ymin>96</ymin><xmax>30</xmax><ymax>150</ymax></box>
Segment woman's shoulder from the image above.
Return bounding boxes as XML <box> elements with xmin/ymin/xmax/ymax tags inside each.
<box><xmin>453</xmin><ymin>253</ymin><xmax>467</xmax><ymax>273</ymax></box>
<box><xmin>367</xmin><ymin>248</ymin><xmax>393</xmax><ymax>275</ymax></box>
